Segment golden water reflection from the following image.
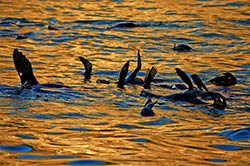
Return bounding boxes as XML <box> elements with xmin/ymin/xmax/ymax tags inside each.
<box><xmin>0</xmin><ymin>0</ymin><xmax>250</xmax><ymax>165</ymax></box>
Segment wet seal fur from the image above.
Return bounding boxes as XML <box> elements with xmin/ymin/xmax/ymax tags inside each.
<box><xmin>107</xmin><ymin>22</ymin><xmax>140</xmax><ymax>29</ymax></box>
<box><xmin>141</xmin><ymin>68</ymin><xmax>227</xmax><ymax>109</ymax></box>
<box><xmin>140</xmin><ymin>99</ymin><xmax>157</xmax><ymax>116</ymax></box>
<box><xmin>208</xmin><ymin>72</ymin><xmax>237</xmax><ymax>86</ymax></box>
<box><xmin>173</xmin><ymin>44</ymin><xmax>192</xmax><ymax>52</ymax></box>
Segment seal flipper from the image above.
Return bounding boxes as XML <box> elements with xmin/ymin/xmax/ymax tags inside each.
<box><xmin>175</xmin><ymin>68</ymin><xmax>193</xmax><ymax>90</ymax></box>
<box><xmin>117</xmin><ymin>61</ymin><xmax>129</xmax><ymax>88</ymax></box>
<box><xmin>125</xmin><ymin>50</ymin><xmax>141</xmax><ymax>83</ymax></box>
<box><xmin>13</xmin><ymin>48</ymin><xmax>39</xmax><ymax>88</ymax></box>
<box><xmin>144</xmin><ymin>98</ymin><xmax>152</xmax><ymax>106</ymax></box>
<box><xmin>191</xmin><ymin>74</ymin><xmax>208</xmax><ymax>91</ymax></box>
<box><xmin>79</xmin><ymin>57</ymin><xmax>92</xmax><ymax>80</ymax></box>
<box><xmin>143</xmin><ymin>67</ymin><xmax>157</xmax><ymax>89</ymax></box>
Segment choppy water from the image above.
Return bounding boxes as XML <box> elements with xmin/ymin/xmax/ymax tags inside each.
<box><xmin>0</xmin><ymin>0</ymin><xmax>250</xmax><ymax>165</ymax></box>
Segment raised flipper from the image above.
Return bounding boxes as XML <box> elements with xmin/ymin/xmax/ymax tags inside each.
<box><xmin>191</xmin><ymin>74</ymin><xmax>208</xmax><ymax>91</ymax></box>
<box><xmin>143</xmin><ymin>67</ymin><xmax>157</xmax><ymax>89</ymax></box>
<box><xmin>79</xmin><ymin>57</ymin><xmax>92</xmax><ymax>80</ymax></box>
<box><xmin>125</xmin><ymin>50</ymin><xmax>141</xmax><ymax>84</ymax></box>
<box><xmin>140</xmin><ymin>98</ymin><xmax>157</xmax><ymax>116</ymax></box>
<box><xmin>13</xmin><ymin>48</ymin><xmax>39</xmax><ymax>88</ymax></box>
<box><xmin>175</xmin><ymin>68</ymin><xmax>193</xmax><ymax>90</ymax></box>
<box><xmin>117</xmin><ymin>61</ymin><xmax>130</xmax><ymax>88</ymax></box>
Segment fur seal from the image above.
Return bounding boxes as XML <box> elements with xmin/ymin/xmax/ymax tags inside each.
<box><xmin>48</xmin><ymin>25</ymin><xmax>58</xmax><ymax>30</ymax></box>
<box><xmin>208</xmin><ymin>72</ymin><xmax>237</xmax><ymax>86</ymax></box>
<box><xmin>141</xmin><ymin>68</ymin><xmax>227</xmax><ymax>109</ymax></box>
<box><xmin>140</xmin><ymin>99</ymin><xmax>157</xmax><ymax>116</ymax></box>
<box><xmin>108</xmin><ymin>22</ymin><xmax>139</xmax><ymax>29</ymax></box>
<box><xmin>173</xmin><ymin>44</ymin><xmax>192</xmax><ymax>52</ymax></box>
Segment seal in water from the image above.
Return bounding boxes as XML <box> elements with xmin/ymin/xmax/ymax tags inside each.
<box><xmin>140</xmin><ymin>99</ymin><xmax>157</xmax><ymax>116</ymax></box>
<box><xmin>107</xmin><ymin>22</ymin><xmax>139</xmax><ymax>29</ymax></box>
<box><xmin>173</xmin><ymin>44</ymin><xmax>192</xmax><ymax>52</ymax></box>
<box><xmin>13</xmin><ymin>48</ymin><xmax>68</xmax><ymax>89</ymax></box>
<box><xmin>141</xmin><ymin>68</ymin><xmax>227</xmax><ymax>109</ymax></box>
<box><xmin>208</xmin><ymin>72</ymin><xmax>237</xmax><ymax>86</ymax></box>
<box><xmin>48</xmin><ymin>25</ymin><xmax>58</xmax><ymax>30</ymax></box>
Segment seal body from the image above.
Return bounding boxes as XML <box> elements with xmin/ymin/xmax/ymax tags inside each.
<box><xmin>108</xmin><ymin>22</ymin><xmax>139</xmax><ymax>29</ymax></box>
<box><xmin>140</xmin><ymin>99</ymin><xmax>157</xmax><ymax>116</ymax></box>
<box><xmin>173</xmin><ymin>44</ymin><xmax>192</xmax><ymax>52</ymax></box>
<box><xmin>208</xmin><ymin>72</ymin><xmax>237</xmax><ymax>86</ymax></box>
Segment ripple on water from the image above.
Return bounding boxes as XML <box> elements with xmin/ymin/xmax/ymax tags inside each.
<box><xmin>66</xmin><ymin>159</ymin><xmax>108</xmax><ymax>166</ymax></box>
<box><xmin>218</xmin><ymin>127</ymin><xmax>250</xmax><ymax>141</ymax></box>
<box><xmin>206</xmin><ymin>158</ymin><xmax>226</xmax><ymax>163</ymax></box>
<box><xmin>211</xmin><ymin>144</ymin><xmax>243</xmax><ymax>151</ymax></box>
<box><xmin>114</xmin><ymin>124</ymin><xmax>138</xmax><ymax>129</ymax></box>
<box><xmin>0</xmin><ymin>144</ymin><xmax>33</xmax><ymax>153</ymax></box>
<box><xmin>17</xmin><ymin>154</ymin><xmax>79</xmax><ymax>159</ymax></box>
<box><xmin>1</xmin><ymin>0</ymin><xmax>250</xmax><ymax>165</ymax></box>
<box><xmin>16</xmin><ymin>134</ymin><xmax>35</xmax><ymax>139</ymax></box>
<box><xmin>140</xmin><ymin>116</ymin><xmax>175</xmax><ymax>126</ymax></box>
<box><xmin>230</xmin><ymin>19</ymin><xmax>250</xmax><ymax>26</ymax></box>
<box><xmin>63</xmin><ymin>127</ymin><xmax>89</xmax><ymax>132</ymax></box>
<box><xmin>132</xmin><ymin>138</ymin><xmax>150</xmax><ymax>143</ymax></box>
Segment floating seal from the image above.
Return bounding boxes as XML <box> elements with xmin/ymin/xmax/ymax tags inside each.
<box><xmin>141</xmin><ymin>68</ymin><xmax>227</xmax><ymax>109</ymax></box>
<box><xmin>140</xmin><ymin>99</ymin><xmax>157</xmax><ymax>116</ymax></box>
<box><xmin>108</xmin><ymin>22</ymin><xmax>139</xmax><ymax>29</ymax></box>
<box><xmin>208</xmin><ymin>72</ymin><xmax>237</xmax><ymax>86</ymax></box>
<box><xmin>173</xmin><ymin>44</ymin><xmax>192</xmax><ymax>52</ymax></box>
<box><xmin>48</xmin><ymin>25</ymin><xmax>58</xmax><ymax>30</ymax></box>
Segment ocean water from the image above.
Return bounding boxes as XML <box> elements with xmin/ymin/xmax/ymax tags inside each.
<box><xmin>0</xmin><ymin>0</ymin><xmax>249</xmax><ymax>165</ymax></box>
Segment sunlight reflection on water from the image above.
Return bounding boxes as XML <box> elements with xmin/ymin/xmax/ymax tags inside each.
<box><xmin>0</xmin><ymin>0</ymin><xmax>250</xmax><ymax>165</ymax></box>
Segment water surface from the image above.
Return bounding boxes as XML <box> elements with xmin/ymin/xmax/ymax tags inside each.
<box><xmin>0</xmin><ymin>0</ymin><xmax>250</xmax><ymax>165</ymax></box>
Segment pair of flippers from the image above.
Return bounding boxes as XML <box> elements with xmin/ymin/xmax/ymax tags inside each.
<box><xmin>79</xmin><ymin>50</ymin><xmax>157</xmax><ymax>89</ymax></box>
